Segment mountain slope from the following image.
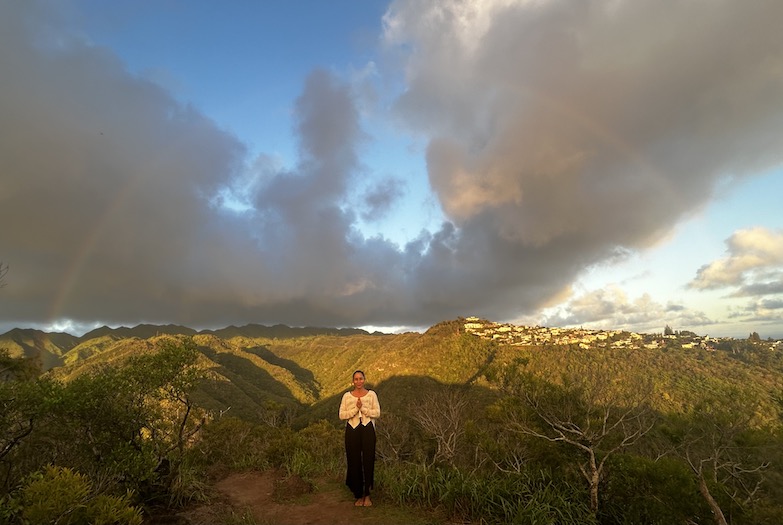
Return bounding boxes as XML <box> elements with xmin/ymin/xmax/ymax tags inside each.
<box><xmin>0</xmin><ymin>328</ymin><xmax>78</xmax><ymax>370</ymax></box>
<box><xmin>9</xmin><ymin>319</ymin><xmax>783</xmax><ymax>429</ymax></box>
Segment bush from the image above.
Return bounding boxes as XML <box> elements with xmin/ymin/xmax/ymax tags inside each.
<box><xmin>295</xmin><ymin>419</ymin><xmax>343</xmax><ymax>475</ymax></box>
<box><xmin>191</xmin><ymin>417</ymin><xmax>274</xmax><ymax>472</ymax></box>
<box><xmin>599</xmin><ymin>454</ymin><xmax>705</xmax><ymax>525</ymax></box>
<box><xmin>164</xmin><ymin>457</ymin><xmax>211</xmax><ymax>508</ymax></box>
<box><xmin>15</xmin><ymin>465</ymin><xmax>142</xmax><ymax>525</ymax></box>
<box><xmin>87</xmin><ymin>493</ymin><xmax>145</xmax><ymax>525</ymax></box>
<box><xmin>264</xmin><ymin>420</ymin><xmax>342</xmax><ymax>481</ymax></box>
<box><xmin>190</xmin><ymin>417</ymin><xmax>342</xmax><ymax>482</ymax></box>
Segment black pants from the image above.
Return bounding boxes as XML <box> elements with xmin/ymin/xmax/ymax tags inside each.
<box><xmin>344</xmin><ymin>422</ymin><xmax>376</xmax><ymax>499</ymax></box>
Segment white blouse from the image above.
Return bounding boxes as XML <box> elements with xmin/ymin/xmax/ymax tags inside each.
<box><xmin>339</xmin><ymin>390</ymin><xmax>380</xmax><ymax>428</ymax></box>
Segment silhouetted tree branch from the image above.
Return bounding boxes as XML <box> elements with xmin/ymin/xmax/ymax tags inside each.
<box><xmin>412</xmin><ymin>386</ymin><xmax>470</xmax><ymax>466</ymax></box>
<box><xmin>498</xmin><ymin>358</ymin><xmax>655</xmax><ymax>514</ymax></box>
<box><xmin>665</xmin><ymin>390</ymin><xmax>771</xmax><ymax>525</ymax></box>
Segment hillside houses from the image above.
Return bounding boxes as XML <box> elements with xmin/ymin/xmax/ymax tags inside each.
<box><xmin>462</xmin><ymin>316</ymin><xmax>783</xmax><ymax>352</ymax></box>
<box><xmin>463</xmin><ymin>317</ymin><xmax>638</xmax><ymax>348</ymax></box>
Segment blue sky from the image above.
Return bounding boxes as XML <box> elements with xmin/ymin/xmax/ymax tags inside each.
<box><xmin>1</xmin><ymin>0</ymin><xmax>782</xmax><ymax>338</ymax></box>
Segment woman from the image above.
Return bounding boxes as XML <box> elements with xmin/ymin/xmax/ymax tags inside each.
<box><xmin>339</xmin><ymin>369</ymin><xmax>380</xmax><ymax>507</ymax></box>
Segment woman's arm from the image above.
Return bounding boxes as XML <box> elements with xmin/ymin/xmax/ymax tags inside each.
<box><xmin>339</xmin><ymin>393</ymin><xmax>360</xmax><ymax>420</ymax></box>
<box><xmin>359</xmin><ymin>391</ymin><xmax>380</xmax><ymax>419</ymax></box>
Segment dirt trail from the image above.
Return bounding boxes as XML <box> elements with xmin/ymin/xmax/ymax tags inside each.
<box><xmin>176</xmin><ymin>471</ymin><xmax>440</xmax><ymax>525</ymax></box>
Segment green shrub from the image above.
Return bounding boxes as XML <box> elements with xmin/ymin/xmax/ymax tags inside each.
<box><xmin>296</xmin><ymin>419</ymin><xmax>343</xmax><ymax>475</ymax></box>
<box><xmin>19</xmin><ymin>465</ymin><xmax>90</xmax><ymax>524</ymax></box>
<box><xmin>191</xmin><ymin>417</ymin><xmax>273</xmax><ymax>472</ymax></box>
<box><xmin>265</xmin><ymin>420</ymin><xmax>342</xmax><ymax>481</ymax></box>
<box><xmin>165</xmin><ymin>458</ymin><xmax>211</xmax><ymax>508</ymax></box>
<box><xmin>17</xmin><ymin>465</ymin><xmax>142</xmax><ymax>525</ymax></box>
<box><xmin>191</xmin><ymin>417</ymin><xmax>342</xmax><ymax>481</ymax></box>
<box><xmin>599</xmin><ymin>454</ymin><xmax>703</xmax><ymax>525</ymax></box>
<box><xmin>86</xmin><ymin>493</ymin><xmax>144</xmax><ymax>525</ymax></box>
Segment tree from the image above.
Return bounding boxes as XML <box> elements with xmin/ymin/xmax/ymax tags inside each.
<box><xmin>411</xmin><ymin>386</ymin><xmax>470</xmax><ymax>466</ymax></box>
<box><xmin>663</xmin><ymin>389</ymin><xmax>771</xmax><ymax>525</ymax></box>
<box><xmin>496</xmin><ymin>358</ymin><xmax>655</xmax><ymax>514</ymax></box>
<box><xmin>0</xmin><ymin>351</ymin><xmax>52</xmax><ymax>490</ymax></box>
<box><xmin>27</xmin><ymin>337</ymin><xmax>205</xmax><ymax>494</ymax></box>
<box><xmin>0</xmin><ymin>350</ymin><xmax>40</xmax><ymax>382</ymax></box>
<box><xmin>664</xmin><ymin>325</ymin><xmax>675</xmax><ymax>336</ymax></box>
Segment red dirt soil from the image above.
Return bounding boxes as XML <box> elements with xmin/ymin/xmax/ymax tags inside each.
<box><xmin>172</xmin><ymin>470</ymin><xmax>439</xmax><ymax>525</ymax></box>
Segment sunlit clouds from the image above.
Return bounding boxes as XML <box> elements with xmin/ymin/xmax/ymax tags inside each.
<box><xmin>688</xmin><ymin>228</ymin><xmax>783</xmax><ymax>330</ymax></box>
<box><xmin>1</xmin><ymin>0</ymin><xmax>782</xmax><ymax>337</ymax></box>
<box><xmin>690</xmin><ymin>227</ymin><xmax>783</xmax><ymax>291</ymax></box>
<box><xmin>539</xmin><ymin>284</ymin><xmax>713</xmax><ymax>334</ymax></box>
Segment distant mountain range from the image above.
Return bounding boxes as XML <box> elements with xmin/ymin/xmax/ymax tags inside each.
<box><xmin>0</xmin><ymin>323</ymin><xmax>374</xmax><ymax>371</ymax></box>
<box><xmin>3</xmin><ymin>318</ymin><xmax>781</xmax><ymax>430</ymax></box>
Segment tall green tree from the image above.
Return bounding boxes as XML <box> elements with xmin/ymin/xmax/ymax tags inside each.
<box><xmin>12</xmin><ymin>338</ymin><xmax>205</xmax><ymax>496</ymax></box>
<box><xmin>0</xmin><ymin>351</ymin><xmax>53</xmax><ymax>491</ymax></box>
<box><xmin>495</xmin><ymin>358</ymin><xmax>655</xmax><ymax>514</ymax></box>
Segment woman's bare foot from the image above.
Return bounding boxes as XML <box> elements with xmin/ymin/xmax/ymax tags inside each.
<box><xmin>363</xmin><ymin>496</ymin><xmax>373</xmax><ymax>507</ymax></box>
<box><xmin>354</xmin><ymin>498</ymin><xmax>364</xmax><ymax>506</ymax></box>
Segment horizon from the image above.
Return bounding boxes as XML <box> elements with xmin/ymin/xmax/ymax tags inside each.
<box><xmin>2</xmin><ymin>318</ymin><xmax>779</xmax><ymax>342</ymax></box>
<box><xmin>2</xmin><ymin>1</ymin><xmax>782</xmax><ymax>340</ymax></box>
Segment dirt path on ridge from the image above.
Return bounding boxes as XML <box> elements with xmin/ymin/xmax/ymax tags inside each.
<box><xmin>175</xmin><ymin>470</ymin><xmax>442</xmax><ymax>525</ymax></box>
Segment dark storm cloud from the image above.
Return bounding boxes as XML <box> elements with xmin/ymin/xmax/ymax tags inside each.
<box><xmin>0</xmin><ymin>3</ymin><xmax>421</xmax><ymax>330</ymax></box>
<box><xmin>382</xmin><ymin>0</ymin><xmax>783</xmax><ymax>321</ymax></box>
<box><xmin>0</xmin><ymin>2</ymin><xmax>247</xmax><ymax>328</ymax></box>
<box><xmin>3</xmin><ymin>0</ymin><xmax>783</xmax><ymax>333</ymax></box>
<box><xmin>732</xmin><ymin>280</ymin><xmax>783</xmax><ymax>298</ymax></box>
<box><xmin>360</xmin><ymin>178</ymin><xmax>405</xmax><ymax>222</ymax></box>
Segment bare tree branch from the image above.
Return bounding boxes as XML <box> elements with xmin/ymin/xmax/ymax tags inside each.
<box><xmin>500</xmin><ymin>357</ymin><xmax>655</xmax><ymax>515</ymax></box>
<box><xmin>411</xmin><ymin>386</ymin><xmax>470</xmax><ymax>466</ymax></box>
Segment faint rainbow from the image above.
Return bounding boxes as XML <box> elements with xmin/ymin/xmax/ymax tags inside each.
<box><xmin>47</xmin><ymin>90</ymin><xmax>668</xmax><ymax>324</ymax></box>
<box><xmin>48</xmin><ymin>174</ymin><xmax>143</xmax><ymax>324</ymax></box>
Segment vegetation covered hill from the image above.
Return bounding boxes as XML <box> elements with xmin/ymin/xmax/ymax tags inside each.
<box><xmin>0</xmin><ymin>323</ymin><xmax>373</xmax><ymax>372</ymax></box>
<box><xmin>0</xmin><ymin>328</ymin><xmax>77</xmax><ymax>370</ymax></box>
<box><xmin>2</xmin><ymin>318</ymin><xmax>782</xmax><ymax>524</ymax></box>
<box><xmin>9</xmin><ymin>317</ymin><xmax>779</xmax><ymax>422</ymax></box>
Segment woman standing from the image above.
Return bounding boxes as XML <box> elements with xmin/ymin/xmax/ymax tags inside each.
<box><xmin>339</xmin><ymin>370</ymin><xmax>380</xmax><ymax>507</ymax></box>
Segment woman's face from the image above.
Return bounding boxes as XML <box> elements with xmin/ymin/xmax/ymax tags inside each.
<box><xmin>352</xmin><ymin>373</ymin><xmax>365</xmax><ymax>389</ymax></box>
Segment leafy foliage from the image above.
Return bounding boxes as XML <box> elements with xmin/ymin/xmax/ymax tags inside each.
<box><xmin>1</xmin><ymin>320</ymin><xmax>782</xmax><ymax>523</ymax></box>
<box><xmin>492</xmin><ymin>357</ymin><xmax>656</xmax><ymax>514</ymax></box>
<box><xmin>11</xmin><ymin>465</ymin><xmax>142</xmax><ymax>525</ymax></box>
<box><xmin>1</xmin><ymin>338</ymin><xmax>206</xmax><ymax>517</ymax></box>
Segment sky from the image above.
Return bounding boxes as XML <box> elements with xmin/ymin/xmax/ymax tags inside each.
<box><xmin>1</xmin><ymin>0</ymin><xmax>782</xmax><ymax>339</ymax></box>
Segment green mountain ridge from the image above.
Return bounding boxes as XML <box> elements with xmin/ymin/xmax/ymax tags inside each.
<box><xmin>0</xmin><ymin>323</ymin><xmax>376</xmax><ymax>372</ymax></box>
<box><xmin>0</xmin><ymin>327</ymin><xmax>78</xmax><ymax>370</ymax></box>
<box><xmin>4</xmin><ymin>318</ymin><xmax>782</xmax><ymax>427</ymax></box>
<box><xmin>80</xmin><ymin>323</ymin><xmax>198</xmax><ymax>340</ymax></box>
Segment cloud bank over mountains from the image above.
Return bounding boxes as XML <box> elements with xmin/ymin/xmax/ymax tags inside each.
<box><xmin>2</xmin><ymin>0</ymin><xmax>782</xmax><ymax>334</ymax></box>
